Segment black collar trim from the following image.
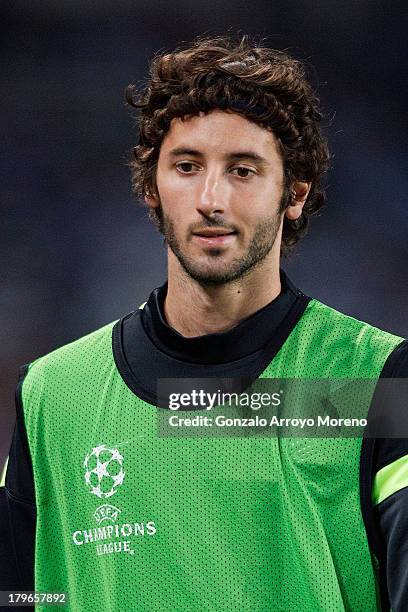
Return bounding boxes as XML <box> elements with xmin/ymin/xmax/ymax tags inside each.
<box><xmin>140</xmin><ymin>269</ymin><xmax>299</xmax><ymax>364</ymax></box>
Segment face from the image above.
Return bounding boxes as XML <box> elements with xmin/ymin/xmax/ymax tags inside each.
<box><xmin>146</xmin><ymin>110</ymin><xmax>302</xmax><ymax>286</ymax></box>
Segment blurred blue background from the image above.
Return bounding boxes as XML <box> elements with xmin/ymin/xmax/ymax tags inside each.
<box><xmin>1</xmin><ymin>0</ymin><xmax>407</xmax><ymax>463</ymax></box>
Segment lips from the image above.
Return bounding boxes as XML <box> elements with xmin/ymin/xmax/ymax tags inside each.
<box><xmin>193</xmin><ymin>229</ymin><xmax>237</xmax><ymax>237</ymax></box>
<box><xmin>192</xmin><ymin>229</ymin><xmax>237</xmax><ymax>247</ymax></box>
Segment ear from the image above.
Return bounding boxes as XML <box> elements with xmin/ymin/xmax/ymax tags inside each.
<box><xmin>144</xmin><ymin>189</ymin><xmax>160</xmax><ymax>209</ymax></box>
<box><xmin>285</xmin><ymin>181</ymin><xmax>311</xmax><ymax>221</ymax></box>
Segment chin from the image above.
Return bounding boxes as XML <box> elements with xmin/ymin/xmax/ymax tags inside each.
<box><xmin>182</xmin><ymin>263</ymin><xmax>247</xmax><ymax>286</ymax></box>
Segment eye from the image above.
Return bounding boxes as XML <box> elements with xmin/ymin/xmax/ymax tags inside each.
<box><xmin>175</xmin><ymin>162</ymin><xmax>198</xmax><ymax>174</ymax></box>
<box><xmin>231</xmin><ymin>166</ymin><xmax>256</xmax><ymax>178</ymax></box>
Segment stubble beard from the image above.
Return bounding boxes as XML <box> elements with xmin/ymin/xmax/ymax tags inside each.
<box><xmin>152</xmin><ymin>203</ymin><xmax>284</xmax><ymax>287</ymax></box>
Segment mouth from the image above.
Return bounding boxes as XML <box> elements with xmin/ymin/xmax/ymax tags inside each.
<box><xmin>192</xmin><ymin>229</ymin><xmax>237</xmax><ymax>247</ymax></box>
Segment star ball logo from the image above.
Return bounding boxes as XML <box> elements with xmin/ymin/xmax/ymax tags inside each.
<box><xmin>83</xmin><ymin>444</ymin><xmax>125</xmax><ymax>499</ymax></box>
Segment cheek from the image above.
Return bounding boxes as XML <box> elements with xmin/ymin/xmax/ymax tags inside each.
<box><xmin>233</xmin><ymin>187</ymin><xmax>278</xmax><ymax>222</ymax></box>
<box><xmin>157</xmin><ymin>189</ymin><xmax>188</xmax><ymax>228</ymax></box>
<box><xmin>157</xmin><ymin>174</ymin><xmax>193</xmax><ymax>213</ymax></box>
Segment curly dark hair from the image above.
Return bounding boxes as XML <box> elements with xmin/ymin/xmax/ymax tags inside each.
<box><xmin>125</xmin><ymin>34</ymin><xmax>330</xmax><ymax>256</ymax></box>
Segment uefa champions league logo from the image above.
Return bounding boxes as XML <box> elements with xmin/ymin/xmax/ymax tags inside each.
<box><xmin>83</xmin><ymin>444</ymin><xmax>125</xmax><ymax>499</ymax></box>
<box><xmin>74</xmin><ymin>443</ymin><xmax>156</xmax><ymax>557</ymax></box>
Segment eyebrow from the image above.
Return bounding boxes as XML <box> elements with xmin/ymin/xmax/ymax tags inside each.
<box><xmin>168</xmin><ymin>147</ymin><xmax>270</xmax><ymax>166</ymax></box>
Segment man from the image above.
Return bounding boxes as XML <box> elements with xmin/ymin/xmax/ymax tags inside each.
<box><xmin>1</xmin><ymin>35</ymin><xmax>408</xmax><ymax>611</ymax></box>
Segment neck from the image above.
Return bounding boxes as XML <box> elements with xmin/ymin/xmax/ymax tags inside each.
<box><xmin>164</xmin><ymin>252</ymin><xmax>282</xmax><ymax>337</ymax></box>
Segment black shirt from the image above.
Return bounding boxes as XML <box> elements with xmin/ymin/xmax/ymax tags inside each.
<box><xmin>2</xmin><ymin>271</ymin><xmax>408</xmax><ymax>610</ymax></box>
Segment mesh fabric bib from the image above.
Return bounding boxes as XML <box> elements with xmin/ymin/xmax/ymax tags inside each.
<box><xmin>22</xmin><ymin>299</ymin><xmax>403</xmax><ymax>611</ymax></box>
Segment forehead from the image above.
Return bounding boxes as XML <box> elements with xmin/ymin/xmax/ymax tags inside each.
<box><xmin>159</xmin><ymin>109</ymin><xmax>282</xmax><ymax>161</ymax></box>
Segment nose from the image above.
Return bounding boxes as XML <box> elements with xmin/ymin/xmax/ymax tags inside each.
<box><xmin>197</xmin><ymin>168</ymin><xmax>226</xmax><ymax>217</ymax></box>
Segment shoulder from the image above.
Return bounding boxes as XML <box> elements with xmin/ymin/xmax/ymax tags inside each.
<box><xmin>299</xmin><ymin>298</ymin><xmax>406</xmax><ymax>376</ymax></box>
<box><xmin>306</xmin><ymin>298</ymin><xmax>405</xmax><ymax>350</ymax></box>
<box><xmin>20</xmin><ymin>319</ymin><xmax>119</xmax><ymax>405</ymax></box>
